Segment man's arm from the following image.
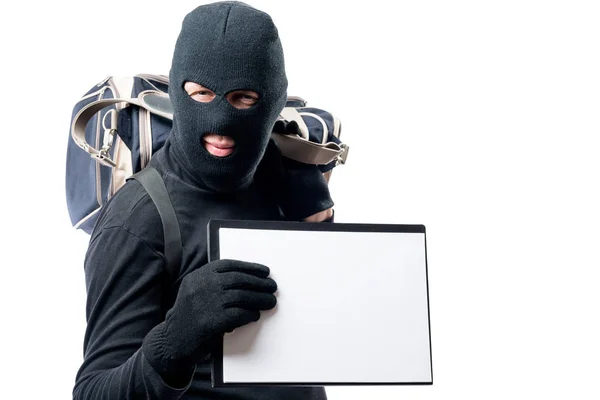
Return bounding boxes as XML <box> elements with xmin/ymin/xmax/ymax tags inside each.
<box><xmin>73</xmin><ymin>216</ymin><xmax>279</xmax><ymax>399</ymax></box>
<box><xmin>73</xmin><ymin>226</ymin><xmax>194</xmax><ymax>400</ymax></box>
<box><xmin>255</xmin><ymin>139</ymin><xmax>335</xmax><ymax>222</ymax></box>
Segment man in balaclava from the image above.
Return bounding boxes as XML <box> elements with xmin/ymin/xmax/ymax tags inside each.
<box><xmin>73</xmin><ymin>2</ymin><xmax>332</xmax><ymax>399</ymax></box>
<box><xmin>168</xmin><ymin>0</ymin><xmax>286</xmax><ymax>193</ymax></box>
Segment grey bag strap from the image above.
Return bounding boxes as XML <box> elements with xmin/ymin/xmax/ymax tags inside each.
<box><xmin>129</xmin><ymin>167</ymin><xmax>182</xmax><ymax>278</ymax></box>
<box><xmin>271</xmin><ymin>133</ymin><xmax>349</xmax><ymax>166</ymax></box>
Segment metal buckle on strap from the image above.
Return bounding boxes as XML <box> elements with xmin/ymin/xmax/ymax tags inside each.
<box><xmin>101</xmin><ymin>128</ymin><xmax>116</xmax><ymax>153</ymax></box>
<box><xmin>90</xmin><ymin>109</ymin><xmax>118</xmax><ymax>167</ymax></box>
<box><xmin>91</xmin><ymin>151</ymin><xmax>117</xmax><ymax>168</ymax></box>
<box><xmin>336</xmin><ymin>144</ymin><xmax>350</xmax><ymax>166</ymax></box>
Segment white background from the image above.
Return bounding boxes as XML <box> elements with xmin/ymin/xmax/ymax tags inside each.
<box><xmin>1</xmin><ymin>0</ymin><xmax>599</xmax><ymax>399</ymax></box>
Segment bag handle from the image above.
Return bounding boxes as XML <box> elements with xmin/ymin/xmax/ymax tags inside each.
<box><xmin>271</xmin><ymin>133</ymin><xmax>349</xmax><ymax>166</ymax></box>
<box><xmin>71</xmin><ymin>90</ymin><xmax>172</xmax><ymax>167</ymax></box>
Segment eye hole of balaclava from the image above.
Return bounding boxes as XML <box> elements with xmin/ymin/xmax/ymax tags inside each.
<box><xmin>183</xmin><ymin>81</ymin><xmax>260</xmax><ymax>110</ymax></box>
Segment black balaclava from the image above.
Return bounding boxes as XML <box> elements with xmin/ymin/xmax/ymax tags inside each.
<box><xmin>168</xmin><ymin>1</ymin><xmax>288</xmax><ymax>192</ymax></box>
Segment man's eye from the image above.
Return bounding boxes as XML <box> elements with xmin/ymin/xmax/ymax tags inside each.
<box><xmin>189</xmin><ymin>90</ymin><xmax>216</xmax><ymax>103</ymax></box>
<box><xmin>224</xmin><ymin>91</ymin><xmax>259</xmax><ymax>109</ymax></box>
<box><xmin>237</xmin><ymin>94</ymin><xmax>258</xmax><ymax>104</ymax></box>
<box><xmin>242</xmin><ymin>97</ymin><xmax>257</xmax><ymax>104</ymax></box>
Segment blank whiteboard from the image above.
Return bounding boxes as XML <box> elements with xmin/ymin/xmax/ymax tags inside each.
<box><xmin>208</xmin><ymin>220</ymin><xmax>432</xmax><ymax>386</ymax></box>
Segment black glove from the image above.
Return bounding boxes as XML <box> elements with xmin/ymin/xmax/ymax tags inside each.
<box><xmin>257</xmin><ymin>132</ymin><xmax>334</xmax><ymax>221</ymax></box>
<box><xmin>142</xmin><ymin>259</ymin><xmax>277</xmax><ymax>387</ymax></box>
<box><xmin>278</xmin><ymin>156</ymin><xmax>334</xmax><ymax>220</ymax></box>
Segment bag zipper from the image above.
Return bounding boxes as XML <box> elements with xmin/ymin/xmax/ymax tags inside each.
<box><xmin>108</xmin><ymin>135</ymin><xmax>120</xmax><ymax>200</ymax></box>
<box><xmin>145</xmin><ymin>109</ymin><xmax>153</xmax><ymax>166</ymax></box>
<box><xmin>97</xmin><ymin>78</ymin><xmax>119</xmax><ymax>204</ymax></box>
<box><xmin>94</xmin><ymin>86</ymin><xmax>111</xmax><ymax>206</ymax></box>
<box><xmin>139</xmin><ymin>107</ymin><xmax>153</xmax><ymax>169</ymax></box>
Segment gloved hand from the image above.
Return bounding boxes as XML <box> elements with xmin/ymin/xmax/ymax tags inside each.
<box><xmin>142</xmin><ymin>259</ymin><xmax>277</xmax><ymax>387</ymax></box>
<box><xmin>257</xmin><ymin>130</ymin><xmax>334</xmax><ymax>221</ymax></box>
<box><xmin>278</xmin><ymin>155</ymin><xmax>334</xmax><ymax>221</ymax></box>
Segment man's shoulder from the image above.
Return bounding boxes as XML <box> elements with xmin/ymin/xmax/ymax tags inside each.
<box><xmin>90</xmin><ymin>179</ymin><xmax>162</xmax><ymax>244</ymax></box>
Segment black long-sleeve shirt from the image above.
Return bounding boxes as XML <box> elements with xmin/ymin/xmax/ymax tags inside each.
<box><xmin>73</xmin><ymin>138</ymin><xmax>327</xmax><ymax>399</ymax></box>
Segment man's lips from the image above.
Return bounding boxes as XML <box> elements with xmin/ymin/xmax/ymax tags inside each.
<box><xmin>203</xmin><ymin>134</ymin><xmax>235</xmax><ymax>157</ymax></box>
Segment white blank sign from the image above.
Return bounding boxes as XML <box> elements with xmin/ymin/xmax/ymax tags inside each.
<box><xmin>209</xmin><ymin>220</ymin><xmax>432</xmax><ymax>386</ymax></box>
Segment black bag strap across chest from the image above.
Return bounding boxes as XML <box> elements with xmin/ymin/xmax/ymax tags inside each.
<box><xmin>129</xmin><ymin>167</ymin><xmax>182</xmax><ymax>278</ymax></box>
